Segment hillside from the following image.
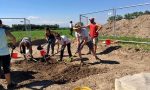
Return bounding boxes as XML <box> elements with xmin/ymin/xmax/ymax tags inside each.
<box><xmin>101</xmin><ymin>15</ymin><xmax>150</xmax><ymax>38</ymax></box>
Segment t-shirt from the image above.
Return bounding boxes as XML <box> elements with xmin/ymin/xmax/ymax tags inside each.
<box><xmin>56</xmin><ymin>35</ymin><xmax>71</xmax><ymax>45</ymax></box>
<box><xmin>69</xmin><ymin>23</ymin><xmax>73</xmax><ymax>28</ymax></box>
<box><xmin>20</xmin><ymin>37</ymin><xmax>31</xmax><ymax>45</ymax></box>
<box><xmin>75</xmin><ymin>28</ymin><xmax>91</xmax><ymax>42</ymax></box>
<box><xmin>45</xmin><ymin>33</ymin><xmax>55</xmax><ymax>40</ymax></box>
<box><xmin>89</xmin><ymin>23</ymin><xmax>99</xmax><ymax>38</ymax></box>
<box><xmin>0</xmin><ymin>28</ymin><xmax>10</xmax><ymax>55</ymax></box>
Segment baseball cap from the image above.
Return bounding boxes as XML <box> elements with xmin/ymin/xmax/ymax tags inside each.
<box><xmin>89</xmin><ymin>18</ymin><xmax>95</xmax><ymax>21</ymax></box>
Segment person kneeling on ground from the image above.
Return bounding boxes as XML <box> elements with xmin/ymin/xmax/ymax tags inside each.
<box><xmin>73</xmin><ymin>22</ymin><xmax>101</xmax><ymax>64</ymax></box>
<box><xmin>0</xmin><ymin>19</ymin><xmax>17</xmax><ymax>89</ymax></box>
<box><xmin>19</xmin><ymin>37</ymin><xmax>33</xmax><ymax>60</ymax></box>
<box><xmin>55</xmin><ymin>34</ymin><xmax>72</xmax><ymax>61</ymax></box>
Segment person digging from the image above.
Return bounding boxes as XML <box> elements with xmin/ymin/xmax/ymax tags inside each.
<box><xmin>19</xmin><ymin>37</ymin><xmax>33</xmax><ymax>61</ymax></box>
<box><xmin>55</xmin><ymin>34</ymin><xmax>73</xmax><ymax>62</ymax></box>
<box><xmin>73</xmin><ymin>22</ymin><xmax>101</xmax><ymax>64</ymax></box>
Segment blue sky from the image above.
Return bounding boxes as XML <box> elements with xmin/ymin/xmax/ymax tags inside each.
<box><xmin>0</xmin><ymin>0</ymin><xmax>150</xmax><ymax>27</ymax></box>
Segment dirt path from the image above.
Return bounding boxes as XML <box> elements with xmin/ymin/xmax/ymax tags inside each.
<box><xmin>0</xmin><ymin>44</ymin><xmax>150</xmax><ymax>90</ymax></box>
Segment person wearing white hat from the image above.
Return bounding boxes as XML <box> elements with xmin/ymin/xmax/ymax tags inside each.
<box><xmin>73</xmin><ymin>22</ymin><xmax>101</xmax><ymax>64</ymax></box>
<box><xmin>19</xmin><ymin>37</ymin><xmax>33</xmax><ymax>60</ymax></box>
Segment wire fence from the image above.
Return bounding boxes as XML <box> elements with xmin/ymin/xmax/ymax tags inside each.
<box><xmin>0</xmin><ymin>18</ymin><xmax>31</xmax><ymax>41</ymax></box>
<box><xmin>80</xmin><ymin>3</ymin><xmax>150</xmax><ymax>44</ymax></box>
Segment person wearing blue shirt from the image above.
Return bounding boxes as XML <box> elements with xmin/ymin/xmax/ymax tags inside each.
<box><xmin>0</xmin><ymin>20</ymin><xmax>17</xmax><ymax>89</ymax></box>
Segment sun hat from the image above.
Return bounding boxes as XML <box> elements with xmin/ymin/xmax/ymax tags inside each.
<box><xmin>73</xmin><ymin>22</ymin><xmax>82</xmax><ymax>30</ymax></box>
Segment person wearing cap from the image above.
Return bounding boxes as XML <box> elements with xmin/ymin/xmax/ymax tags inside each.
<box><xmin>55</xmin><ymin>34</ymin><xmax>72</xmax><ymax>61</ymax></box>
<box><xmin>73</xmin><ymin>22</ymin><xmax>101</xmax><ymax>64</ymax></box>
<box><xmin>74</xmin><ymin>23</ymin><xmax>91</xmax><ymax>55</ymax></box>
<box><xmin>0</xmin><ymin>19</ymin><xmax>17</xmax><ymax>89</ymax></box>
<box><xmin>87</xmin><ymin>18</ymin><xmax>102</xmax><ymax>53</ymax></box>
<box><xmin>19</xmin><ymin>37</ymin><xmax>33</xmax><ymax>60</ymax></box>
<box><xmin>69</xmin><ymin>21</ymin><xmax>73</xmax><ymax>36</ymax></box>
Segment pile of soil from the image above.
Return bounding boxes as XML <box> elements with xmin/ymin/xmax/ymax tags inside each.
<box><xmin>101</xmin><ymin>15</ymin><xmax>150</xmax><ymax>38</ymax></box>
<box><xmin>11</xmin><ymin>60</ymin><xmax>108</xmax><ymax>88</ymax></box>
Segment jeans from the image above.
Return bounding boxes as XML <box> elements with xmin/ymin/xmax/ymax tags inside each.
<box><xmin>60</xmin><ymin>43</ymin><xmax>72</xmax><ymax>61</ymax></box>
<box><xmin>47</xmin><ymin>39</ymin><xmax>56</xmax><ymax>55</ymax></box>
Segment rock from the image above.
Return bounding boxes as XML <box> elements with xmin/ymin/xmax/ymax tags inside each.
<box><xmin>115</xmin><ymin>73</ymin><xmax>150</xmax><ymax>90</ymax></box>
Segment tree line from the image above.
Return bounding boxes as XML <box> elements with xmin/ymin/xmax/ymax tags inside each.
<box><xmin>107</xmin><ymin>10</ymin><xmax>150</xmax><ymax>21</ymax></box>
<box><xmin>3</xmin><ymin>24</ymin><xmax>60</xmax><ymax>31</ymax></box>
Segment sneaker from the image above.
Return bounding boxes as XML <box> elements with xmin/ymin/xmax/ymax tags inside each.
<box><xmin>96</xmin><ymin>57</ymin><xmax>101</xmax><ymax>62</ymax></box>
<box><xmin>7</xmin><ymin>82</ymin><xmax>17</xmax><ymax>89</ymax></box>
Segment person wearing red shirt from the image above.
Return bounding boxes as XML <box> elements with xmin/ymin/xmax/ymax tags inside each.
<box><xmin>87</xmin><ymin>18</ymin><xmax>102</xmax><ymax>53</ymax></box>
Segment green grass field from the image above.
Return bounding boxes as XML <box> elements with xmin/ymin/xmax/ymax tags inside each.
<box><xmin>11</xmin><ymin>30</ymin><xmax>150</xmax><ymax>51</ymax></box>
<box><xmin>11</xmin><ymin>29</ymin><xmax>73</xmax><ymax>41</ymax></box>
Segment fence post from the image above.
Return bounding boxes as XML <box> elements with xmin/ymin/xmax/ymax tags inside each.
<box><xmin>79</xmin><ymin>14</ymin><xmax>82</xmax><ymax>23</ymax></box>
<box><xmin>113</xmin><ymin>8</ymin><xmax>116</xmax><ymax>37</ymax></box>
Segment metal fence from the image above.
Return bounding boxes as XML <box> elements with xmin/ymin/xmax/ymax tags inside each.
<box><xmin>80</xmin><ymin>3</ymin><xmax>150</xmax><ymax>44</ymax></box>
<box><xmin>0</xmin><ymin>18</ymin><xmax>31</xmax><ymax>41</ymax></box>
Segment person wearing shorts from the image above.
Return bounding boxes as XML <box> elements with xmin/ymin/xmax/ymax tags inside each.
<box><xmin>0</xmin><ymin>19</ymin><xmax>17</xmax><ymax>89</ymax></box>
<box><xmin>73</xmin><ymin>22</ymin><xmax>101</xmax><ymax>64</ymax></box>
<box><xmin>87</xmin><ymin>18</ymin><xmax>102</xmax><ymax>53</ymax></box>
<box><xmin>19</xmin><ymin>37</ymin><xmax>33</xmax><ymax>60</ymax></box>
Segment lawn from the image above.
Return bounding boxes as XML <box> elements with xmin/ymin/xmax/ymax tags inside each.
<box><xmin>11</xmin><ymin>29</ymin><xmax>73</xmax><ymax>42</ymax></box>
<box><xmin>11</xmin><ymin>29</ymin><xmax>150</xmax><ymax>51</ymax></box>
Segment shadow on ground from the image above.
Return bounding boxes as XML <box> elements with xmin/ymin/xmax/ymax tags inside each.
<box><xmin>73</xmin><ymin>57</ymin><xmax>89</xmax><ymax>62</ymax></box>
<box><xmin>16</xmin><ymin>80</ymin><xmax>55</xmax><ymax>90</ymax></box>
<box><xmin>8</xmin><ymin>39</ymin><xmax>47</xmax><ymax>47</ymax></box>
<box><xmin>32</xmin><ymin>39</ymin><xmax>47</xmax><ymax>46</ymax></box>
<box><xmin>11</xmin><ymin>71</ymin><xmax>37</xmax><ymax>83</ymax></box>
<box><xmin>98</xmin><ymin>46</ymin><xmax>121</xmax><ymax>55</ymax></box>
<box><xmin>88</xmin><ymin>60</ymin><xmax>120</xmax><ymax>65</ymax></box>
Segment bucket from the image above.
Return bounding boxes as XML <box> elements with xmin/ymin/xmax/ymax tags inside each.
<box><xmin>11</xmin><ymin>53</ymin><xmax>18</xmax><ymax>58</ymax></box>
<box><xmin>40</xmin><ymin>50</ymin><xmax>46</xmax><ymax>56</ymax></box>
<box><xmin>73</xmin><ymin>86</ymin><xmax>92</xmax><ymax>90</ymax></box>
<box><xmin>105</xmin><ymin>39</ymin><xmax>111</xmax><ymax>45</ymax></box>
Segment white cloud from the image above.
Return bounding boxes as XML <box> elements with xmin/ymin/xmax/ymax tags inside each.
<box><xmin>27</xmin><ymin>16</ymin><xmax>40</xmax><ymax>20</ymax></box>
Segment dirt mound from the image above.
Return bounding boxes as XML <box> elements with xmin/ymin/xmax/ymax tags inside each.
<box><xmin>51</xmin><ymin>64</ymin><xmax>109</xmax><ymax>83</ymax></box>
<box><xmin>12</xmin><ymin>60</ymin><xmax>108</xmax><ymax>87</ymax></box>
<box><xmin>101</xmin><ymin>15</ymin><xmax>150</xmax><ymax>38</ymax></box>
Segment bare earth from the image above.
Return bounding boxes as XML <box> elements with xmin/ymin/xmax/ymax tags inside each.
<box><xmin>0</xmin><ymin>43</ymin><xmax>150</xmax><ymax>90</ymax></box>
<box><xmin>101</xmin><ymin>15</ymin><xmax>150</xmax><ymax>38</ymax></box>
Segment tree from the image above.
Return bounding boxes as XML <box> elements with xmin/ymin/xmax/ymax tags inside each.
<box><xmin>144</xmin><ymin>10</ymin><xmax>150</xmax><ymax>14</ymax></box>
<box><xmin>107</xmin><ymin>15</ymin><xmax>123</xmax><ymax>21</ymax></box>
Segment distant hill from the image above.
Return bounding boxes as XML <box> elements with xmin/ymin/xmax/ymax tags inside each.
<box><xmin>101</xmin><ymin>15</ymin><xmax>150</xmax><ymax>38</ymax></box>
